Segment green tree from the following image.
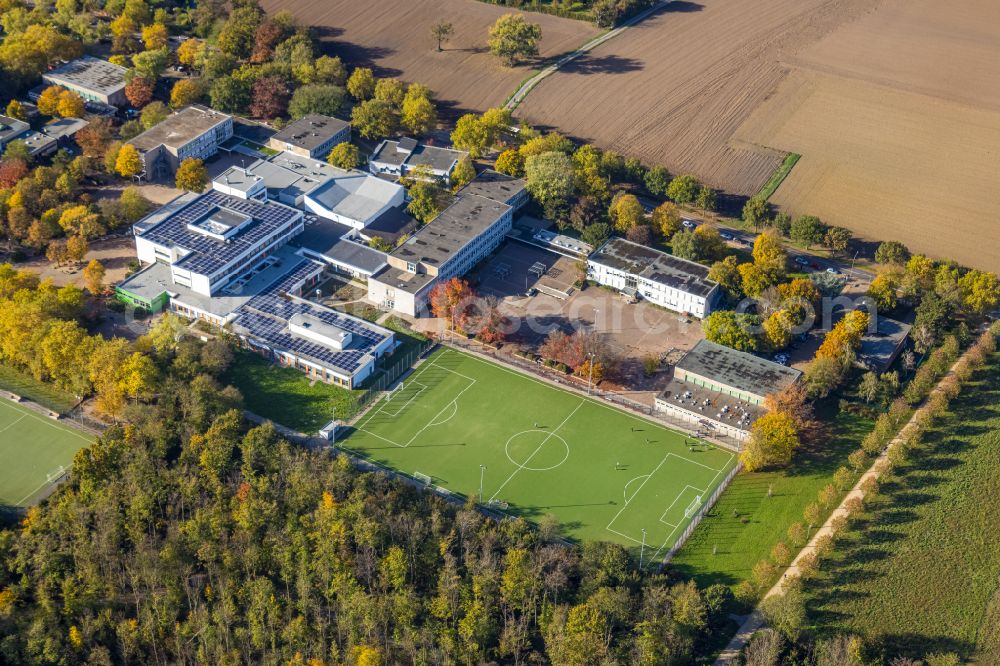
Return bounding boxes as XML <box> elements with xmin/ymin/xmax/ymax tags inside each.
<box><xmin>652</xmin><ymin>201</ymin><xmax>682</xmax><ymax>240</ymax></box>
<box><xmin>450</xmin><ymin>155</ymin><xmax>476</xmax><ymax>190</ymax></box>
<box><xmin>327</xmin><ymin>142</ymin><xmax>360</xmax><ymax>169</ymax></box>
<box><xmin>288</xmin><ymin>84</ymin><xmax>345</xmax><ymax>119</ymax></box>
<box><xmin>644</xmin><ymin>165</ymin><xmax>671</xmax><ymax>197</ymax></box>
<box><xmin>217</xmin><ymin>5</ymin><xmax>263</xmax><ymax>58</ymax></box>
<box><xmin>132</xmin><ymin>47</ymin><xmax>170</xmax><ymax>80</ymax></box>
<box><xmin>773</xmin><ymin>210</ymin><xmax>792</xmax><ymax>236</ymax></box>
<box><xmin>346</xmin><ymin>67</ymin><xmax>376</xmax><ymax>100</ymax></box>
<box><xmin>823</xmin><ymin>225</ymin><xmax>852</xmax><ymax>255</ymax></box>
<box><xmin>581</xmin><ymin>222</ymin><xmax>611</xmax><ymax>248</ymax></box>
<box><xmin>696</xmin><ymin>185</ymin><xmax>717</xmax><ymax>212</ymax></box>
<box><xmin>407</xmin><ymin>180</ymin><xmax>442</xmax><ymax>223</ymax></box>
<box><xmin>666</xmin><ymin>174</ymin><xmax>700</xmax><ymax>204</ymax></box>
<box><xmin>351</xmin><ymin>99</ymin><xmax>398</xmax><ymax>139</ymax></box>
<box><xmin>875</xmin><ymin>240</ymin><xmax>909</xmax><ymax>265</ymax></box>
<box><xmin>451</xmin><ymin>114</ymin><xmax>489</xmax><ymax>159</ymax></box>
<box><xmin>524</xmin><ymin>151</ymin><xmax>575</xmax><ymax>219</ymax></box>
<box><xmin>373</xmin><ymin>77</ymin><xmax>406</xmax><ymax>107</ymax></box>
<box><xmin>708</xmin><ymin>256</ymin><xmax>743</xmax><ymax>300</ymax></box>
<box><xmin>139</xmin><ymin>101</ymin><xmax>169</xmax><ymax>130</ymax></box>
<box><xmin>742</xmin><ymin>195</ymin><xmax>771</xmax><ymax>230</ymax></box>
<box><xmin>702</xmin><ymin>311</ymin><xmax>760</xmax><ymax>351</ymax></box>
<box><xmin>488</xmin><ymin>13</ymin><xmax>542</xmax><ymax>66</ymax></box>
<box><xmin>790</xmin><ymin>215</ymin><xmax>827</xmax><ymax>248</ymax></box>
<box><xmin>431</xmin><ymin>20</ymin><xmax>454</xmax><ymax>51</ymax></box>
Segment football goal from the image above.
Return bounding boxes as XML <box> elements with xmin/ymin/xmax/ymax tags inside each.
<box><xmin>46</xmin><ymin>466</ymin><xmax>66</xmax><ymax>484</ymax></box>
<box><xmin>413</xmin><ymin>471</ymin><xmax>432</xmax><ymax>486</ymax></box>
<box><xmin>386</xmin><ymin>382</ymin><xmax>405</xmax><ymax>401</ymax></box>
<box><xmin>684</xmin><ymin>495</ymin><xmax>703</xmax><ymax>519</ymax></box>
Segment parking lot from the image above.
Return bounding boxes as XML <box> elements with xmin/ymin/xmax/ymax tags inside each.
<box><xmin>470</xmin><ymin>241</ymin><xmax>706</xmax><ymax>392</ymax></box>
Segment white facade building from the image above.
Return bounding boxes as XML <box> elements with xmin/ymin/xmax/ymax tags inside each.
<box><xmin>587</xmin><ymin>238</ymin><xmax>720</xmax><ymax>318</ymax></box>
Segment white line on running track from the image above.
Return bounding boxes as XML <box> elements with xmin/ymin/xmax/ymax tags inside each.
<box><xmin>488</xmin><ymin>400</ymin><xmax>584</xmax><ymax>502</ymax></box>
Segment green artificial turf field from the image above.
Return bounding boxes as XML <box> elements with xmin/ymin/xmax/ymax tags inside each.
<box><xmin>339</xmin><ymin>348</ymin><xmax>737</xmax><ymax>561</ymax></box>
<box><xmin>0</xmin><ymin>398</ymin><xmax>93</xmax><ymax>507</ymax></box>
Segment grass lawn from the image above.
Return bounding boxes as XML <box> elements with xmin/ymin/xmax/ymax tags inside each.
<box><xmin>223</xmin><ymin>350</ymin><xmax>364</xmax><ymax>432</ymax></box>
<box><xmin>0</xmin><ymin>364</ymin><xmax>78</xmax><ymax>414</ymax></box>
<box><xmin>669</xmin><ymin>403</ymin><xmax>872</xmax><ymax>589</ymax></box>
<box><xmin>0</xmin><ymin>398</ymin><xmax>93</xmax><ymax>507</ymax></box>
<box><xmin>338</xmin><ymin>347</ymin><xmax>738</xmax><ymax>558</ymax></box>
<box><xmin>803</xmin><ymin>355</ymin><xmax>1000</xmax><ymax>660</ymax></box>
<box><xmin>756</xmin><ymin>152</ymin><xmax>801</xmax><ymax>201</ymax></box>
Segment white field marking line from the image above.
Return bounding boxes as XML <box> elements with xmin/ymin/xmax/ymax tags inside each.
<box><xmin>488</xmin><ymin>400</ymin><xmax>585</xmax><ymax>503</ymax></box>
<box><xmin>379</xmin><ymin>381</ymin><xmax>428</xmax><ymax>417</ymax></box>
<box><xmin>0</xmin><ymin>414</ymin><xmax>27</xmax><ymax>434</ymax></box>
<box><xmin>428</xmin><ymin>400</ymin><xmax>458</xmax><ymax>427</ymax></box>
<box><xmin>623</xmin><ymin>474</ymin><xmax>650</xmax><ymax>502</ymax></box>
<box><xmin>13</xmin><ymin>476</ymin><xmax>57</xmax><ymax>507</ymax></box>
<box><xmin>605</xmin><ymin>453</ymin><xmax>670</xmax><ymax>535</ymax></box>
<box><xmin>0</xmin><ymin>399</ymin><xmax>91</xmax><ymax>444</ymax></box>
<box><xmin>355</xmin><ymin>360</ymin><xmax>478</xmax><ymax>449</ymax></box>
<box><xmin>441</xmin><ymin>348</ymin><xmax>736</xmax><ymax>469</ymax></box>
<box><xmin>355</xmin><ymin>353</ymin><xmax>468</xmax><ymax>430</ymax></box>
<box><xmin>658</xmin><ymin>484</ymin><xmax>706</xmax><ymax>526</ymax></box>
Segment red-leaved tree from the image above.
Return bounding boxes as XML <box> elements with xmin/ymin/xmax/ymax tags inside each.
<box><xmin>0</xmin><ymin>160</ymin><xmax>29</xmax><ymax>189</ymax></box>
<box><xmin>249</xmin><ymin>75</ymin><xmax>291</xmax><ymax>119</ymax></box>
<box><xmin>125</xmin><ymin>77</ymin><xmax>155</xmax><ymax>109</ymax></box>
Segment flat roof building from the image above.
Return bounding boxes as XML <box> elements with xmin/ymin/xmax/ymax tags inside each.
<box><xmin>859</xmin><ymin>316</ymin><xmax>912</xmax><ymax>373</ymax></box>
<box><xmin>673</xmin><ymin>340</ymin><xmax>802</xmax><ymax>406</ymax></box>
<box><xmin>654</xmin><ymin>339</ymin><xmax>802</xmax><ymax>445</ymax></box>
<box><xmin>133</xmin><ymin>188</ymin><xmax>303</xmax><ymax>298</ymax></box>
<box><xmin>0</xmin><ymin>116</ymin><xmax>30</xmax><ymax>151</ymax></box>
<box><xmin>458</xmin><ymin>169</ymin><xmax>529</xmax><ymax>211</ymax></box>
<box><xmin>42</xmin><ymin>56</ymin><xmax>128</xmax><ymax>107</ymax></box>
<box><xmin>370</xmin><ymin>138</ymin><xmax>467</xmax><ymax>181</ymax></box>
<box><xmin>130</xmin><ymin>105</ymin><xmax>233</xmax><ymax>179</ymax></box>
<box><xmin>368</xmin><ymin>193</ymin><xmax>513</xmax><ymax>316</ymax></box>
<box><xmin>587</xmin><ymin>238</ymin><xmax>720</xmax><ymax>318</ymax></box>
<box><xmin>268</xmin><ymin>114</ymin><xmax>350</xmax><ymax>159</ymax></box>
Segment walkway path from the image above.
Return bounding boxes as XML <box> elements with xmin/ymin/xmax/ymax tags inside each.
<box><xmin>713</xmin><ymin>349</ymin><xmax>975</xmax><ymax>664</ymax></box>
<box><xmin>504</xmin><ymin>0</ymin><xmax>674</xmax><ymax>110</ymax></box>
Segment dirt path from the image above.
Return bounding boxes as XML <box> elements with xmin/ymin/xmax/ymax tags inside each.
<box><xmin>713</xmin><ymin>347</ymin><xmax>979</xmax><ymax>664</ymax></box>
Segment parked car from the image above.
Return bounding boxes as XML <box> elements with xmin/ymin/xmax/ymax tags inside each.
<box><xmin>826</xmin><ymin>267</ymin><xmax>840</xmax><ymax>275</ymax></box>
<box><xmin>773</xmin><ymin>353</ymin><xmax>789</xmax><ymax>365</ymax></box>
<box><xmin>720</xmin><ymin>231</ymin><xmax>735</xmax><ymax>241</ymax></box>
<box><xmin>794</xmin><ymin>256</ymin><xmax>810</xmax><ymax>266</ymax></box>
<box><xmin>682</xmin><ymin>219</ymin><xmax>697</xmax><ymax>229</ymax></box>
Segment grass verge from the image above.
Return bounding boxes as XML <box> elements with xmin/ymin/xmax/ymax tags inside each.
<box><xmin>669</xmin><ymin>404</ymin><xmax>871</xmax><ymax>589</ymax></box>
<box><xmin>223</xmin><ymin>350</ymin><xmax>364</xmax><ymax>432</ymax></box>
<box><xmin>756</xmin><ymin>152</ymin><xmax>801</xmax><ymax>201</ymax></box>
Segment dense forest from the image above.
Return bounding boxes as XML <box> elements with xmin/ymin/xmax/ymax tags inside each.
<box><xmin>0</xmin><ymin>331</ymin><xmax>736</xmax><ymax>665</ymax></box>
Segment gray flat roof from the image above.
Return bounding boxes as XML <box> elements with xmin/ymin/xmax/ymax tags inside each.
<box><xmin>371</xmin><ymin>139</ymin><xmax>466</xmax><ymax>173</ymax></box>
<box><xmin>270</xmin><ymin>114</ymin><xmax>349</xmax><ymax>151</ymax></box>
<box><xmin>214</xmin><ymin>166</ymin><xmax>264</xmax><ymax>194</ymax></box>
<box><xmin>676</xmin><ymin>339</ymin><xmax>802</xmax><ymax>399</ymax></box>
<box><xmin>306</xmin><ymin>172</ymin><xmax>403</xmax><ymax>222</ymax></box>
<box><xmin>43</xmin><ymin>56</ymin><xmax>126</xmax><ymax>96</ymax></box>
<box><xmin>293</xmin><ymin>221</ymin><xmax>388</xmax><ymax>274</ymax></box>
<box><xmin>0</xmin><ymin>116</ymin><xmax>30</xmax><ymax>145</ymax></box>
<box><xmin>21</xmin><ymin>131</ymin><xmax>57</xmax><ymax>155</ymax></box>
<box><xmin>860</xmin><ymin>316</ymin><xmax>912</xmax><ymax>371</ymax></box>
<box><xmin>131</xmin><ymin>105</ymin><xmax>231</xmax><ymax>153</ymax></box>
<box><xmin>459</xmin><ymin>170</ymin><xmax>526</xmax><ymax>204</ymax></box>
<box><xmin>392</xmin><ymin>194</ymin><xmax>510</xmax><ymax>271</ymax></box>
<box><xmin>133</xmin><ymin>191</ymin><xmax>202</xmax><ymax>235</ymax></box>
<box><xmin>40</xmin><ymin>117</ymin><xmax>88</xmax><ymax>140</ymax></box>
<box><xmin>589</xmin><ymin>238</ymin><xmax>718</xmax><ymax>298</ymax></box>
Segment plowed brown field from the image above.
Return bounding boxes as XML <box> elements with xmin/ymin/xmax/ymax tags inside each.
<box><xmin>737</xmin><ymin>0</ymin><xmax>1000</xmax><ymax>271</ymax></box>
<box><xmin>261</xmin><ymin>0</ymin><xmax>598</xmax><ymax>116</ymax></box>
<box><xmin>514</xmin><ymin>0</ymin><xmax>875</xmax><ymax>195</ymax></box>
